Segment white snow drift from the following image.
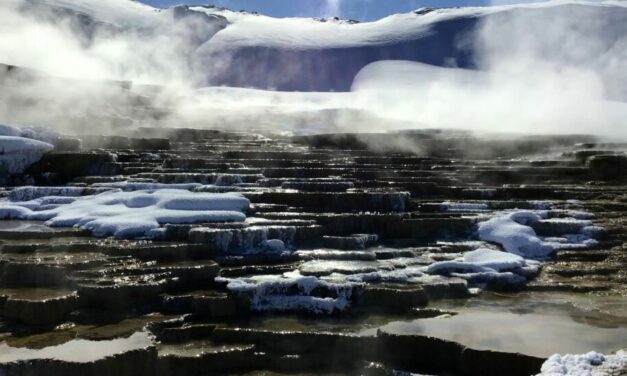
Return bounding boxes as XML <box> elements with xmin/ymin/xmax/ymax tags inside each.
<box><xmin>0</xmin><ymin>136</ymin><xmax>53</xmax><ymax>175</ymax></box>
<box><xmin>0</xmin><ymin>189</ymin><xmax>250</xmax><ymax>239</ymax></box>
<box><xmin>426</xmin><ymin>248</ymin><xmax>538</xmax><ymax>286</ymax></box>
<box><xmin>0</xmin><ymin>123</ymin><xmax>67</xmax><ymax>175</ymax></box>
<box><xmin>539</xmin><ymin>350</ymin><xmax>627</xmax><ymax>376</ymax></box>
<box><xmin>421</xmin><ymin>208</ymin><xmax>603</xmax><ymax>286</ymax></box>
<box><xmin>478</xmin><ymin>210</ymin><xmax>598</xmax><ymax>259</ymax></box>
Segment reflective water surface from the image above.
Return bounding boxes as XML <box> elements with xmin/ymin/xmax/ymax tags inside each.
<box><xmin>0</xmin><ymin>331</ymin><xmax>154</xmax><ymax>363</ymax></box>
<box><xmin>370</xmin><ymin>292</ymin><xmax>627</xmax><ymax>357</ymax></box>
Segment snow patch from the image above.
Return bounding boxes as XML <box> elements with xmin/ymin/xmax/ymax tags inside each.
<box><xmin>478</xmin><ymin>210</ymin><xmax>600</xmax><ymax>259</ymax></box>
<box><xmin>0</xmin><ymin>189</ymin><xmax>249</xmax><ymax>239</ymax></box>
<box><xmin>426</xmin><ymin>248</ymin><xmax>536</xmax><ymax>286</ymax></box>
<box><xmin>0</xmin><ymin>136</ymin><xmax>53</xmax><ymax>175</ymax></box>
<box><xmin>539</xmin><ymin>350</ymin><xmax>627</xmax><ymax>376</ymax></box>
<box><xmin>1</xmin><ymin>123</ymin><xmax>63</xmax><ymax>144</ymax></box>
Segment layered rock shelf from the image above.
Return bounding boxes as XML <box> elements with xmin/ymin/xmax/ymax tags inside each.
<box><xmin>0</xmin><ymin>128</ymin><xmax>625</xmax><ymax>375</ymax></box>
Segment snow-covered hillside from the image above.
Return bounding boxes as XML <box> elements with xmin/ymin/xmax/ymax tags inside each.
<box><xmin>198</xmin><ymin>1</ymin><xmax>627</xmax><ymax>93</ymax></box>
<box><xmin>1</xmin><ymin>0</ymin><xmax>627</xmax><ymax>138</ymax></box>
<box><xmin>3</xmin><ymin>0</ymin><xmax>626</xmax><ymax>92</ymax></box>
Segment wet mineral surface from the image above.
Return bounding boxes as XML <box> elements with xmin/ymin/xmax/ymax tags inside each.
<box><xmin>0</xmin><ymin>128</ymin><xmax>625</xmax><ymax>375</ymax></box>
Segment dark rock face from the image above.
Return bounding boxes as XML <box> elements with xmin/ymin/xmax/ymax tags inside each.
<box><xmin>322</xmin><ymin>233</ymin><xmax>378</xmax><ymax>249</ymax></box>
<box><xmin>587</xmin><ymin>154</ymin><xmax>627</xmax><ymax>179</ymax></box>
<box><xmin>357</xmin><ymin>285</ymin><xmax>429</xmax><ymax>312</ymax></box>
<box><xmin>26</xmin><ymin>152</ymin><xmax>119</xmax><ymax>182</ymax></box>
<box><xmin>129</xmin><ymin>138</ymin><xmax>170</xmax><ymax>151</ymax></box>
<box><xmin>460</xmin><ymin>348</ymin><xmax>545</xmax><ymax>376</ymax></box>
<box><xmin>3</xmin><ymin>292</ymin><xmax>78</xmax><ymax>325</ymax></box>
<box><xmin>0</xmin><ymin>128</ymin><xmax>625</xmax><ymax>375</ymax></box>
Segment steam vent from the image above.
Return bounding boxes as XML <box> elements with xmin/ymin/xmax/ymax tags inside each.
<box><xmin>0</xmin><ymin>127</ymin><xmax>624</xmax><ymax>376</ymax></box>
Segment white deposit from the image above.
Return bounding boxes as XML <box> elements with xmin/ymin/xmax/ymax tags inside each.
<box><xmin>0</xmin><ymin>189</ymin><xmax>250</xmax><ymax>239</ymax></box>
<box><xmin>426</xmin><ymin>248</ymin><xmax>538</xmax><ymax>286</ymax></box>
<box><xmin>478</xmin><ymin>210</ymin><xmax>599</xmax><ymax>259</ymax></box>
<box><xmin>0</xmin><ymin>124</ymin><xmax>65</xmax><ymax>175</ymax></box>
<box><xmin>0</xmin><ymin>136</ymin><xmax>53</xmax><ymax>175</ymax></box>
<box><xmin>538</xmin><ymin>351</ymin><xmax>627</xmax><ymax>376</ymax></box>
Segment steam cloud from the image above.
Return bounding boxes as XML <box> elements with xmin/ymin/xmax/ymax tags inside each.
<box><xmin>322</xmin><ymin>0</ymin><xmax>342</xmax><ymax>18</ymax></box>
<box><xmin>0</xmin><ymin>0</ymin><xmax>626</xmax><ymax>140</ymax></box>
<box><xmin>348</xmin><ymin>1</ymin><xmax>627</xmax><ymax>138</ymax></box>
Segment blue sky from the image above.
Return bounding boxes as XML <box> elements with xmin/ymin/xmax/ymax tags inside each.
<box><xmin>138</xmin><ymin>0</ymin><xmax>545</xmax><ymax>21</ymax></box>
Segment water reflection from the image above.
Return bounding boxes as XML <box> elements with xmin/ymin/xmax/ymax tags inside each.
<box><xmin>0</xmin><ymin>331</ymin><xmax>154</xmax><ymax>363</ymax></box>
<box><xmin>372</xmin><ymin>292</ymin><xmax>627</xmax><ymax>358</ymax></box>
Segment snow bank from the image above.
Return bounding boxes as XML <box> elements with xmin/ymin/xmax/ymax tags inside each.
<box><xmin>426</xmin><ymin>248</ymin><xmax>536</xmax><ymax>286</ymax></box>
<box><xmin>18</xmin><ymin>126</ymin><xmax>61</xmax><ymax>144</ymax></box>
<box><xmin>425</xmin><ymin>208</ymin><xmax>604</xmax><ymax>286</ymax></box>
<box><xmin>478</xmin><ymin>211</ymin><xmax>552</xmax><ymax>258</ymax></box>
<box><xmin>0</xmin><ymin>136</ymin><xmax>53</xmax><ymax>175</ymax></box>
<box><xmin>219</xmin><ymin>271</ymin><xmax>362</xmax><ymax>314</ymax></box>
<box><xmin>1</xmin><ymin>123</ymin><xmax>62</xmax><ymax>143</ymax></box>
<box><xmin>539</xmin><ymin>350</ymin><xmax>627</xmax><ymax>376</ymax></box>
<box><xmin>427</xmin><ymin>248</ymin><xmax>526</xmax><ymax>274</ymax></box>
<box><xmin>0</xmin><ymin>189</ymin><xmax>250</xmax><ymax>239</ymax></box>
<box><xmin>478</xmin><ymin>211</ymin><xmax>599</xmax><ymax>259</ymax></box>
<box><xmin>0</xmin><ymin>124</ymin><xmax>22</xmax><ymax>137</ymax></box>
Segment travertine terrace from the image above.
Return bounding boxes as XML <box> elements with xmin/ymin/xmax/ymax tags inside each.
<box><xmin>0</xmin><ymin>128</ymin><xmax>625</xmax><ymax>375</ymax></box>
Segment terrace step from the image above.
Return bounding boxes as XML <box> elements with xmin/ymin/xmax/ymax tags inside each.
<box><xmin>27</xmin><ymin>152</ymin><xmax>120</xmax><ymax>182</ymax></box>
<box><xmin>188</xmin><ymin>225</ymin><xmax>314</xmax><ymax>252</ymax></box>
<box><xmin>355</xmin><ymin>284</ymin><xmax>429</xmax><ymax>313</ymax></box>
<box><xmin>244</xmin><ymin>191</ymin><xmax>409</xmax><ymax>212</ymax></box>
<box><xmin>0</xmin><ymin>288</ymin><xmax>79</xmax><ymax>325</ymax></box>
<box><xmin>321</xmin><ymin>234</ymin><xmax>378</xmax><ymax>249</ymax></box>
<box><xmin>0</xmin><ymin>127</ymin><xmax>624</xmax><ymax>375</ymax></box>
